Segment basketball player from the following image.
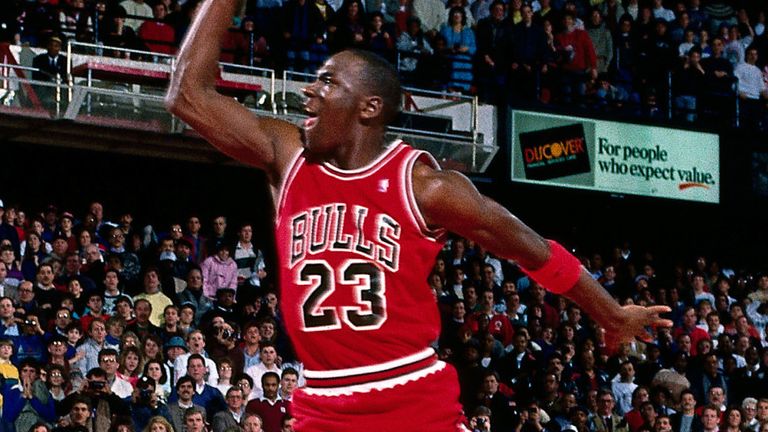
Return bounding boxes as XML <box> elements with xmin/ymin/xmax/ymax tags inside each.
<box><xmin>166</xmin><ymin>1</ymin><xmax>672</xmax><ymax>430</ymax></box>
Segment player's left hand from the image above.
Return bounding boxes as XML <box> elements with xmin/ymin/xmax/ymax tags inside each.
<box><xmin>601</xmin><ymin>304</ymin><xmax>672</xmax><ymax>354</ymax></box>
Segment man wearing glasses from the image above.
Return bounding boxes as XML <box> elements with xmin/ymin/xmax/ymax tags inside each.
<box><xmin>98</xmin><ymin>348</ymin><xmax>133</xmax><ymax>398</ymax></box>
<box><xmin>212</xmin><ymin>386</ymin><xmax>246</xmax><ymax>432</ymax></box>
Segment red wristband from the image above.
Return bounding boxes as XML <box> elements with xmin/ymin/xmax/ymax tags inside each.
<box><xmin>522</xmin><ymin>240</ymin><xmax>582</xmax><ymax>294</ymax></box>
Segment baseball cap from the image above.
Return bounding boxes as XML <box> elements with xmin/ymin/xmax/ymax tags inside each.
<box><xmin>164</xmin><ymin>336</ymin><xmax>188</xmax><ymax>352</ymax></box>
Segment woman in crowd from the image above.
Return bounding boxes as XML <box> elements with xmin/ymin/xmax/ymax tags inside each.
<box><xmin>117</xmin><ymin>345</ymin><xmax>144</xmax><ymax>387</ymax></box>
<box><xmin>143</xmin><ymin>416</ymin><xmax>175</xmax><ymax>432</ymax></box>
<box><xmin>21</xmin><ymin>232</ymin><xmax>47</xmax><ymax>281</ymax></box>
<box><xmin>143</xmin><ymin>360</ymin><xmax>171</xmax><ymax>403</ymax></box>
<box><xmin>439</xmin><ymin>7</ymin><xmax>476</xmax><ymax>92</ymax></box>
<box><xmin>329</xmin><ymin>0</ymin><xmax>367</xmax><ymax>51</ymax></box>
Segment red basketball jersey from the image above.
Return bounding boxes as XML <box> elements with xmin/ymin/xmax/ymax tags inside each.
<box><xmin>275</xmin><ymin>141</ymin><xmax>445</xmax><ymax>384</ymax></box>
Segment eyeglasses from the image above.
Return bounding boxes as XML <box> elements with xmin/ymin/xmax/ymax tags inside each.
<box><xmin>100</xmin><ymin>358</ymin><xmax>117</xmax><ymax>363</ymax></box>
<box><xmin>220</xmin><ymin>366</ymin><xmax>232</xmax><ymax>370</ymax></box>
<box><xmin>52</xmin><ymin>341</ymin><xmax>64</xmax><ymax>346</ymax></box>
<box><xmin>19</xmin><ymin>288</ymin><xmax>33</xmax><ymax>293</ymax></box>
<box><xmin>50</xmin><ymin>372</ymin><xmax>63</xmax><ymax>378</ymax></box>
<box><xmin>111</xmin><ymin>234</ymin><xmax>124</xmax><ymax>239</ymax></box>
<box><xmin>227</xmin><ymin>394</ymin><xmax>243</xmax><ymax>399</ymax></box>
<box><xmin>172</xmin><ymin>228</ymin><xmax>182</xmax><ymax>232</ymax></box>
<box><xmin>57</xmin><ymin>313</ymin><xmax>70</xmax><ymax>319</ymax></box>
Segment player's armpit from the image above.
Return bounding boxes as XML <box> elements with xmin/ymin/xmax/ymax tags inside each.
<box><xmin>411</xmin><ymin>163</ymin><xmax>549</xmax><ymax>270</ymax></box>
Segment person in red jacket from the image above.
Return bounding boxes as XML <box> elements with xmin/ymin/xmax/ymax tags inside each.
<box><xmin>555</xmin><ymin>11</ymin><xmax>597</xmax><ymax>104</ymax></box>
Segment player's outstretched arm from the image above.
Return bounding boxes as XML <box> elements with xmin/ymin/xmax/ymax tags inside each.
<box><xmin>165</xmin><ymin>0</ymin><xmax>302</xmax><ymax>185</ymax></box>
<box><xmin>413</xmin><ymin>164</ymin><xmax>672</xmax><ymax>352</ymax></box>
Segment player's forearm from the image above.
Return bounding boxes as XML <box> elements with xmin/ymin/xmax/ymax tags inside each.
<box><xmin>562</xmin><ymin>269</ymin><xmax>623</xmax><ymax>326</ymax></box>
<box><xmin>166</xmin><ymin>0</ymin><xmax>238</xmax><ymax>115</ymax></box>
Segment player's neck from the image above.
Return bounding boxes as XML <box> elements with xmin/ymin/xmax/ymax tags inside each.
<box><xmin>327</xmin><ymin>129</ymin><xmax>387</xmax><ymax>170</ymax></box>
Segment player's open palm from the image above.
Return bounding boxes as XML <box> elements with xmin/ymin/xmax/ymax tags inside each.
<box><xmin>602</xmin><ymin>304</ymin><xmax>672</xmax><ymax>353</ymax></box>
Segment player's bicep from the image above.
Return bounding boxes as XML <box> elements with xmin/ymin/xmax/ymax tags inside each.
<box><xmin>414</xmin><ymin>166</ymin><xmax>549</xmax><ymax>269</ymax></box>
<box><xmin>167</xmin><ymin>87</ymin><xmax>302</xmax><ymax>182</ymax></box>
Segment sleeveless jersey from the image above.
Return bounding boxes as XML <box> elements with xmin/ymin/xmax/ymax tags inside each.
<box><xmin>275</xmin><ymin>141</ymin><xmax>445</xmax><ymax>387</ymax></box>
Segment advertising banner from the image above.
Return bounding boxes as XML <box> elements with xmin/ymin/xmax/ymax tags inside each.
<box><xmin>511</xmin><ymin>111</ymin><xmax>720</xmax><ymax>204</ymax></box>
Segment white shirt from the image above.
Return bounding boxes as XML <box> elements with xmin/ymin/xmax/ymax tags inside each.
<box><xmin>735</xmin><ymin>62</ymin><xmax>767</xmax><ymax>100</ymax></box>
<box><xmin>173</xmin><ymin>352</ymin><xmax>219</xmax><ymax>386</ymax></box>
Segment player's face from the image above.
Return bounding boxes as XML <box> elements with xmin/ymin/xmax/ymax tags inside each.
<box><xmin>302</xmin><ymin>53</ymin><xmax>364</xmax><ymax>155</ymax></box>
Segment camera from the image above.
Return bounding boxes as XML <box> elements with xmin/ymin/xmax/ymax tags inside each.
<box><xmin>477</xmin><ymin>418</ymin><xmax>486</xmax><ymax>428</ymax></box>
<box><xmin>140</xmin><ymin>388</ymin><xmax>153</xmax><ymax>402</ymax></box>
<box><xmin>221</xmin><ymin>329</ymin><xmax>232</xmax><ymax>340</ymax></box>
<box><xmin>89</xmin><ymin>380</ymin><xmax>105</xmax><ymax>390</ymax></box>
<box><xmin>23</xmin><ymin>320</ymin><xmax>37</xmax><ymax>327</ymax></box>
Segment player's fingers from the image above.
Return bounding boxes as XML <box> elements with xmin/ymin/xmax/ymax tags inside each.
<box><xmin>646</xmin><ymin>305</ymin><xmax>672</xmax><ymax>314</ymax></box>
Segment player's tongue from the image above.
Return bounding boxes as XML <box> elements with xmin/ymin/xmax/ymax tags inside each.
<box><xmin>304</xmin><ymin>117</ymin><xmax>318</xmax><ymax>129</ymax></box>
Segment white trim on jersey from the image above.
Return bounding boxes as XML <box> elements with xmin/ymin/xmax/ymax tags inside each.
<box><xmin>402</xmin><ymin>149</ymin><xmax>447</xmax><ymax>241</ymax></box>
<box><xmin>303</xmin><ymin>347</ymin><xmax>435</xmax><ymax>379</ymax></box>
<box><xmin>301</xmin><ymin>360</ymin><xmax>446</xmax><ymax>396</ymax></box>
<box><xmin>318</xmin><ymin>140</ymin><xmax>404</xmax><ymax>180</ymax></box>
<box><xmin>275</xmin><ymin>147</ymin><xmax>307</xmax><ymax>225</ymax></box>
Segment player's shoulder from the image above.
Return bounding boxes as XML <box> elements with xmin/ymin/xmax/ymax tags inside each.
<box><xmin>412</xmin><ymin>161</ymin><xmax>475</xmax><ymax>200</ymax></box>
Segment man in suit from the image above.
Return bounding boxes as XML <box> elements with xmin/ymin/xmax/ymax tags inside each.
<box><xmin>32</xmin><ymin>35</ymin><xmax>67</xmax><ymax>81</ymax></box>
<box><xmin>167</xmin><ymin>376</ymin><xmax>207</xmax><ymax>432</ymax></box>
<box><xmin>591</xmin><ymin>390</ymin><xmax>629</xmax><ymax>432</ymax></box>
<box><xmin>212</xmin><ymin>386</ymin><xmax>246</xmax><ymax>432</ymax></box>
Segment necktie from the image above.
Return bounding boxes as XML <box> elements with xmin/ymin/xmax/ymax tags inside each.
<box><xmin>605</xmin><ymin>417</ymin><xmax>613</xmax><ymax>432</ymax></box>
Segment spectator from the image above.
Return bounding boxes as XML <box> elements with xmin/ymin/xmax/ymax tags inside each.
<box><xmin>74</xmin><ymin>318</ymin><xmax>113</xmax><ymax>378</ymax></box>
<box><xmin>169</xmin><ymin>354</ymin><xmax>226</xmax><ymax>422</ymax></box>
<box><xmin>396</xmin><ymin>16</ymin><xmax>435</xmax><ymax>85</ymax></box>
<box><xmin>652</xmin><ymin>0</ymin><xmax>675</xmax><ymax>22</ymax></box>
<box><xmin>245</xmin><ymin>343</ymin><xmax>282</xmax><ymax>399</ymax></box>
<box><xmin>586</xmin><ymin>9</ymin><xmax>613</xmax><ymax>75</ymax></box>
<box><xmin>245</xmin><ymin>371</ymin><xmax>289</xmax><ymax>432</ymax></box>
<box><xmin>120</xmin><ymin>0</ymin><xmax>154</xmax><ymax>32</ymax></box>
<box><xmin>127</xmin><ymin>376</ymin><xmax>171</xmax><ymax>432</ymax></box>
<box><xmin>592</xmin><ymin>390</ymin><xmax>629</xmax><ymax>432</ymax></box>
<box><xmin>138</xmin><ymin>2</ymin><xmax>176</xmax><ymax>55</ymax></box>
<box><xmin>734</xmin><ymin>47</ymin><xmax>768</xmax><ymax>129</ymax></box>
<box><xmin>2</xmin><ymin>359</ymin><xmax>56</xmax><ymax>432</ymax></box>
<box><xmin>412</xmin><ymin>0</ymin><xmax>447</xmax><ymax>36</ymax></box>
<box><xmin>177</xmin><ymin>268</ymin><xmax>214</xmax><ymax>325</ymax></box>
<box><xmin>201</xmin><ymin>243</ymin><xmax>238</xmax><ymax>299</ymax></box>
<box><xmin>22</xmin><ymin>0</ymin><xmax>59</xmax><ymax>47</ymax></box>
<box><xmin>439</xmin><ymin>6</ymin><xmax>476</xmax><ymax>93</ymax></box>
<box><xmin>133</xmin><ymin>267</ymin><xmax>174</xmax><ymax>327</ymax></box>
<box><xmin>366</xmin><ymin>12</ymin><xmax>395</xmax><ymax>61</ymax></box>
<box><xmin>172</xmin><ymin>330</ymin><xmax>219</xmax><ymax>385</ymax></box>
<box><xmin>59</xmin><ymin>0</ymin><xmax>94</xmax><ymax>42</ymax></box>
<box><xmin>212</xmin><ymin>386</ymin><xmax>246</xmax><ymax>432</ymax></box>
<box><xmin>510</xmin><ymin>3</ymin><xmax>547</xmax><ymax>102</ymax></box>
<box><xmin>233</xmin><ymin>223</ymin><xmax>265</xmax><ymax>294</ymax></box>
<box><xmin>167</xmin><ymin>376</ymin><xmax>207</xmax><ymax>432</ymax></box>
<box><xmin>282</xmin><ymin>0</ymin><xmax>325</xmax><ymax>74</ymax></box>
<box><xmin>555</xmin><ymin>11</ymin><xmax>597</xmax><ymax>104</ymax></box>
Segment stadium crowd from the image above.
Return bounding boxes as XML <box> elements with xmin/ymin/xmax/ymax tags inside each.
<box><xmin>3</xmin><ymin>0</ymin><xmax>768</xmax><ymax>126</ymax></box>
<box><xmin>2</xmin><ymin>190</ymin><xmax>768</xmax><ymax>432</ymax></box>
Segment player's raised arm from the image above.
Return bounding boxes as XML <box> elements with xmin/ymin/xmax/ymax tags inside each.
<box><xmin>164</xmin><ymin>0</ymin><xmax>302</xmax><ymax>184</ymax></box>
<box><xmin>413</xmin><ymin>164</ymin><xmax>672</xmax><ymax>352</ymax></box>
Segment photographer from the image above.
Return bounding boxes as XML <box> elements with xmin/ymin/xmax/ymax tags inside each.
<box><xmin>470</xmin><ymin>406</ymin><xmax>492</xmax><ymax>432</ymax></box>
<box><xmin>128</xmin><ymin>376</ymin><xmax>171</xmax><ymax>432</ymax></box>
<box><xmin>15</xmin><ymin>313</ymin><xmax>50</xmax><ymax>363</ymax></box>
<box><xmin>60</xmin><ymin>368</ymin><xmax>128</xmax><ymax>425</ymax></box>
<box><xmin>208</xmin><ymin>319</ymin><xmax>239</xmax><ymax>361</ymax></box>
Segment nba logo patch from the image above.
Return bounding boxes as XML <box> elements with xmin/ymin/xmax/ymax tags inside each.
<box><xmin>378</xmin><ymin>179</ymin><xmax>390</xmax><ymax>192</ymax></box>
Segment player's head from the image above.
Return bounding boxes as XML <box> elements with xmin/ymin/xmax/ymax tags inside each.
<box><xmin>302</xmin><ymin>50</ymin><xmax>401</xmax><ymax>153</ymax></box>
<box><xmin>342</xmin><ymin>49</ymin><xmax>402</xmax><ymax>125</ymax></box>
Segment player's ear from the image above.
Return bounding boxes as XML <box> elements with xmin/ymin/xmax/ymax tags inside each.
<box><xmin>360</xmin><ymin>95</ymin><xmax>384</xmax><ymax>120</ymax></box>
